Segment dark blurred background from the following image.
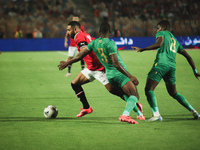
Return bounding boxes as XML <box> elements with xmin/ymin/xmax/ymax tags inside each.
<box><xmin>0</xmin><ymin>0</ymin><xmax>199</xmax><ymax>39</ymax></box>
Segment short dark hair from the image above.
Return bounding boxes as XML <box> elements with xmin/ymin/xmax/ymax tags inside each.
<box><xmin>99</xmin><ymin>21</ymin><xmax>111</xmax><ymax>34</ymax></box>
<box><xmin>68</xmin><ymin>21</ymin><xmax>80</xmax><ymax>29</ymax></box>
<box><xmin>157</xmin><ymin>20</ymin><xmax>170</xmax><ymax>30</ymax></box>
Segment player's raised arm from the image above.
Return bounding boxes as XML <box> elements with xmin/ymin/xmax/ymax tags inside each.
<box><xmin>179</xmin><ymin>50</ymin><xmax>200</xmax><ymax>80</ymax></box>
<box><xmin>58</xmin><ymin>47</ymin><xmax>90</xmax><ymax>70</ymax></box>
<box><xmin>132</xmin><ymin>36</ymin><xmax>163</xmax><ymax>52</ymax></box>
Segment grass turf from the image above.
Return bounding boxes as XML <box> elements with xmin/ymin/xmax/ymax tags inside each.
<box><xmin>0</xmin><ymin>50</ymin><xmax>200</xmax><ymax>150</ymax></box>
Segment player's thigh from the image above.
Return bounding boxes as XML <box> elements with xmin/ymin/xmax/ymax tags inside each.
<box><xmin>110</xmin><ymin>74</ymin><xmax>139</xmax><ymax>97</ymax></box>
<box><xmin>78</xmin><ymin>68</ymin><xmax>95</xmax><ymax>82</ymax></box>
<box><xmin>68</xmin><ymin>46</ymin><xmax>78</xmax><ymax>57</ymax></box>
<box><xmin>72</xmin><ymin>71</ymin><xmax>90</xmax><ymax>85</ymax></box>
<box><xmin>108</xmin><ymin>73</ymin><xmax>129</xmax><ymax>88</ymax></box>
<box><xmin>122</xmin><ymin>81</ymin><xmax>139</xmax><ymax>97</ymax></box>
<box><xmin>165</xmin><ymin>83</ymin><xmax>177</xmax><ymax>97</ymax></box>
<box><xmin>145</xmin><ymin>78</ymin><xmax>159</xmax><ymax>92</ymax></box>
<box><xmin>147</xmin><ymin>63</ymin><xmax>169</xmax><ymax>83</ymax></box>
<box><xmin>92</xmin><ymin>70</ymin><xmax>109</xmax><ymax>85</ymax></box>
<box><xmin>163</xmin><ymin>67</ymin><xmax>176</xmax><ymax>85</ymax></box>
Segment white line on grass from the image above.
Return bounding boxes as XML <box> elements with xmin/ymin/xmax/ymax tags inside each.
<box><xmin>57</xmin><ymin>51</ymin><xmax>68</xmax><ymax>56</ymax></box>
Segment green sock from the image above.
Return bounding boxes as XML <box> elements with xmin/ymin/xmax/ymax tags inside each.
<box><xmin>122</xmin><ymin>95</ymin><xmax>138</xmax><ymax>116</ymax></box>
<box><xmin>146</xmin><ymin>90</ymin><xmax>159</xmax><ymax>113</ymax></box>
<box><xmin>123</xmin><ymin>95</ymin><xmax>128</xmax><ymax>102</ymax></box>
<box><xmin>124</xmin><ymin>95</ymin><xmax>142</xmax><ymax>116</ymax></box>
<box><xmin>173</xmin><ymin>93</ymin><xmax>194</xmax><ymax>111</ymax></box>
<box><xmin>133</xmin><ymin>105</ymin><xmax>143</xmax><ymax>116</ymax></box>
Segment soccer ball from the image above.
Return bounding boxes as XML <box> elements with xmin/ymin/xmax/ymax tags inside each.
<box><xmin>43</xmin><ymin>105</ymin><xmax>58</xmax><ymax>119</ymax></box>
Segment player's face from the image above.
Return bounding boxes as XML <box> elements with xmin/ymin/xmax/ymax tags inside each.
<box><xmin>156</xmin><ymin>25</ymin><xmax>162</xmax><ymax>32</ymax></box>
<box><xmin>67</xmin><ymin>25</ymin><xmax>76</xmax><ymax>38</ymax></box>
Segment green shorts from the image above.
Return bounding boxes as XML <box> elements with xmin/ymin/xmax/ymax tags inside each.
<box><xmin>108</xmin><ymin>73</ymin><xmax>130</xmax><ymax>88</ymax></box>
<box><xmin>148</xmin><ymin>63</ymin><xmax>176</xmax><ymax>85</ymax></box>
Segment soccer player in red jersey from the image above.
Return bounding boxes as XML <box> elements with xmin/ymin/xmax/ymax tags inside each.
<box><xmin>59</xmin><ymin>21</ymin><xmax>144</xmax><ymax>119</ymax></box>
<box><xmin>64</xmin><ymin>17</ymin><xmax>85</xmax><ymax>77</ymax></box>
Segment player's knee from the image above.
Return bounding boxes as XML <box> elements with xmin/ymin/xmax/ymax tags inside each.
<box><xmin>71</xmin><ymin>83</ymin><xmax>83</xmax><ymax>94</ymax></box>
<box><xmin>145</xmin><ymin>87</ymin><xmax>150</xmax><ymax>96</ymax></box>
<box><xmin>131</xmin><ymin>92</ymin><xmax>139</xmax><ymax>100</ymax></box>
<box><xmin>71</xmin><ymin>83</ymin><xmax>77</xmax><ymax>91</ymax></box>
<box><xmin>170</xmin><ymin>92</ymin><xmax>177</xmax><ymax>99</ymax></box>
<box><xmin>136</xmin><ymin>94</ymin><xmax>139</xmax><ymax>100</ymax></box>
<box><xmin>105</xmin><ymin>83</ymin><xmax>112</xmax><ymax>92</ymax></box>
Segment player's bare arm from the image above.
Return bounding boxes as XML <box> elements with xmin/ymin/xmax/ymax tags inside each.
<box><xmin>179</xmin><ymin>50</ymin><xmax>200</xmax><ymax>80</ymax></box>
<box><xmin>110</xmin><ymin>53</ymin><xmax>139</xmax><ymax>85</ymax></box>
<box><xmin>132</xmin><ymin>37</ymin><xmax>163</xmax><ymax>52</ymax></box>
<box><xmin>64</xmin><ymin>35</ymin><xmax>69</xmax><ymax>48</ymax></box>
<box><xmin>58</xmin><ymin>47</ymin><xmax>90</xmax><ymax>70</ymax></box>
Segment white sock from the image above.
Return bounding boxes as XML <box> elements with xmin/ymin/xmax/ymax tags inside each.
<box><xmin>153</xmin><ymin>111</ymin><xmax>160</xmax><ymax>117</ymax></box>
<box><xmin>122</xmin><ymin>110</ymin><xmax>129</xmax><ymax>116</ymax></box>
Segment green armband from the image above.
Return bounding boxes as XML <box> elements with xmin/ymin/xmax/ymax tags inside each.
<box><xmin>194</xmin><ymin>69</ymin><xmax>198</xmax><ymax>74</ymax></box>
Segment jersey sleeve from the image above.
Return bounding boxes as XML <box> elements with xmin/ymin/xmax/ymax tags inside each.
<box><xmin>87</xmin><ymin>40</ymin><xmax>94</xmax><ymax>51</ymax></box>
<box><xmin>156</xmin><ymin>31</ymin><xmax>164</xmax><ymax>39</ymax></box>
<box><xmin>108</xmin><ymin>40</ymin><xmax>118</xmax><ymax>55</ymax></box>
<box><xmin>177</xmin><ymin>42</ymin><xmax>184</xmax><ymax>53</ymax></box>
<box><xmin>75</xmin><ymin>34</ymin><xmax>88</xmax><ymax>49</ymax></box>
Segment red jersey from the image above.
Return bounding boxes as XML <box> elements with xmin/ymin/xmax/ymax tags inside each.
<box><xmin>67</xmin><ymin>25</ymin><xmax>85</xmax><ymax>46</ymax></box>
<box><xmin>74</xmin><ymin>31</ymin><xmax>104</xmax><ymax>71</ymax></box>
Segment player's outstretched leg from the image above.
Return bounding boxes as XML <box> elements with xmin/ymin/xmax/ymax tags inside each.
<box><xmin>76</xmin><ymin>106</ymin><xmax>93</xmax><ymax>117</ymax></box>
<box><xmin>173</xmin><ymin>93</ymin><xmax>200</xmax><ymax>119</ymax></box>
<box><xmin>145</xmin><ymin>90</ymin><xmax>162</xmax><ymax>121</ymax></box>
<box><xmin>144</xmin><ymin>79</ymin><xmax>162</xmax><ymax>121</ymax></box>
<box><xmin>119</xmin><ymin>95</ymin><xmax>139</xmax><ymax>124</ymax></box>
<box><xmin>166</xmin><ymin>84</ymin><xmax>200</xmax><ymax>119</ymax></box>
<box><xmin>71</xmin><ymin>83</ymin><xmax>93</xmax><ymax>117</ymax></box>
<box><xmin>136</xmin><ymin>103</ymin><xmax>145</xmax><ymax>120</ymax></box>
<box><xmin>123</xmin><ymin>95</ymin><xmax>145</xmax><ymax>120</ymax></box>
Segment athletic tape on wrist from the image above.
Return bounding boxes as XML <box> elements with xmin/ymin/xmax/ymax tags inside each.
<box><xmin>194</xmin><ymin>69</ymin><xmax>198</xmax><ymax>74</ymax></box>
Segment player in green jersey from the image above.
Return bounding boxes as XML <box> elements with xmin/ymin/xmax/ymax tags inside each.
<box><xmin>132</xmin><ymin>20</ymin><xmax>200</xmax><ymax>121</ymax></box>
<box><xmin>59</xmin><ymin>22</ymin><xmax>145</xmax><ymax>124</ymax></box>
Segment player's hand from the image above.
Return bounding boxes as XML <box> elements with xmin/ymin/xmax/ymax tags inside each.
<box><xmin>64</xmin><ymin>42</ymin><xmax>68</xmax><ymax>48</ymax></box>
<box><xmin>58</xmin><ymin>61</ymin><xmax>68</xmax><ymax>70</ymax></box>
<box><xmin>129</xmin><ymin>76</ymin><xmax>139</xmax><ymax>86</ymax></box>
<box><xmin>131</xmin><ymin>46</ymin><xmax>142</xmax><ymax>52</ymax></box>
<box><xmin>194</xmin><ymin>72</ymin><xmax>200</xmax><ymax>80</ymax></box>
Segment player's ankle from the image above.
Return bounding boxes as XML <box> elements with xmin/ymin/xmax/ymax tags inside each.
<box><xmin>153</xmin><ymin>111</ymin><xmax>160</xmax><ymax>117</ymax></box>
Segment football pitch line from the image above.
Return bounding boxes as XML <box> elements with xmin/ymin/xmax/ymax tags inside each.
<box><xmin>57</xmin><ymin>51</ymin><xmax>68</xmax><ymax>56</ymax></box>
<box><xmin>56</xmin><ymin>49</ymin><xmax>199</xmax><ymax>56</ymax></box>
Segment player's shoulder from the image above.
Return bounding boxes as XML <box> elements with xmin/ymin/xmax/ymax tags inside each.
<box><xmin>157</xmin><ymin>30</ymin><xmax>173</xmax><ymax>36</ymax></box>
<box><xmin>99</xmin><ymin>38</ymin><xmax>114</xmax><ymax>44</ymax></box>
<box><xmin>156</xmin><ymin>30</ymin><xmax>168</xmax><ymax>39</ymax></box>
<box><xmin>156</xmin><ymin>30</ymin><xmax>165</xmax><ymax>36</ymax></box>
<box><xmin>107</xmin><ymin>39</ymin><xmax>116</xmax><ymax>47</ymax></box>
<box><xmin>108</xmin><ymin>39</ymin><xmax>115</xmax><ymax>44</ymax></box>
<box><xmin>75</xmin><ymin>31</ymin><xmax>86</xmax><ymax>40</ymax></box>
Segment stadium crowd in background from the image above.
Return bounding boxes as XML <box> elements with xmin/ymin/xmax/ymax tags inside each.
<box><xmin>0</xmin><ymin>0</ymin><xmax>87</xmax><ymax>38</ymax></box>
<box><xmin>90</xmin><ymin>0</ymin><xmax>200</xmax><ymax>37</ymax></box>
<box><xmin>0</xmin><ymin>0</ymin><xmax>199</xmax><ymax>38</ymax></box>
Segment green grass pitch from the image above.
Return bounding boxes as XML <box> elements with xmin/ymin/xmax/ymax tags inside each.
<box><xmin>0</xmin><ymin>50</ymin><xmax>200</xmax><ymax>150</ymax></box>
